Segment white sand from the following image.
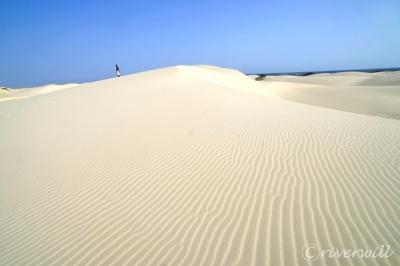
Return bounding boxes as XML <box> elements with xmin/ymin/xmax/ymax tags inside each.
<box><xmin>255</xmin><ymin>71</ymin><xmax>400</xmax><ymax>119</ymax></box>
<box><xmin>1</xmin><ymin>66</ymin><xmax>399</xmax><ymax>265</ymax></box>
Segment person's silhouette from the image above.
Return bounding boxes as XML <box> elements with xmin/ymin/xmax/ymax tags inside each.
<box><xmin>115</xmin><ymin>64</ymin><xmax>121</xmax><ymax>77</ymax></box>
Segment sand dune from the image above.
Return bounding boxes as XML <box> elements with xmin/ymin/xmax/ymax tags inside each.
<box><xmin>255</xmin><ymin>71</ymin><xmax>400</xmax><ymax>119</ymax></box>
<box><xmin>1</xmin><ymin>66</ymin><xmax>399</xmax><ymax>265</ymax></box>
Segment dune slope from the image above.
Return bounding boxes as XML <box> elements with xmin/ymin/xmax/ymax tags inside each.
<box><xmin>0</xmin><ymin>66</ymin><xmax>399</xmax><ymax>265</ymax></box>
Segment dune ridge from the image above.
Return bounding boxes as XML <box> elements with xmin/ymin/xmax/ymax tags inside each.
<box><xmin>1</xmin><ymin>66</ymin><xmax>399</xmax><ymax>265</ymax></box>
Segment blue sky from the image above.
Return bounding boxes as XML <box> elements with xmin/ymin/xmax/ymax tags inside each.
<box><xmin>1</xmin><ymin>0</ymin><xmax>399</xmax><ymax>87</ymax></box>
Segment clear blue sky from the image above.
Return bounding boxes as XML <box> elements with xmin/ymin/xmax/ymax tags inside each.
<box><xmin>1</xmin><ymin>0</ymin><xmax>399</xmax><ymax>87</ymax></box>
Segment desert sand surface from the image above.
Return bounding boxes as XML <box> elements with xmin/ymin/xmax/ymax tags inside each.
<box><xmin>255</xmin><ymin>71</ymin><xmax>400</xmax><ymax>119</ymax></box>
<box><xmin>1</xmin><ymin>66</ymin><xmax>399</xmax><ymax>265</ymax></box>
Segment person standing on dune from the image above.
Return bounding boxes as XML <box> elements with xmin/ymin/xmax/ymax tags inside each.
<box><xmin>115</xmin><ymin>64</ymin><xmax>121</xmax><ymax>77</ymax></box>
